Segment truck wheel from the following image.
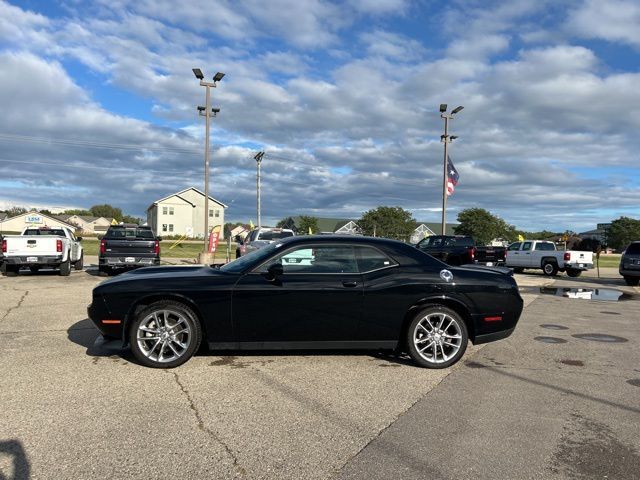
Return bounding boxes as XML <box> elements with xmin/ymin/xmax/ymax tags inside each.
<box><xmin>98</xmin><ymin>266</ymin><xmax>110</xmax><ymax>277</ymax></box>
<box><xmin>624</xmin><ymin>276</ymin><xmax>640</xmax><ymax>286</ymax></box>
<box><xmin>513</xmin><ymin>267</ymin><xmax>524</xmax><ymax>274</ymax></box>
<box><xmin>59</xmin><ymin>259</ymin><xmax>71</xmax><ymax>276</ymax></box>
<box><xmin>4</xmin><ymin>265</ymin><xmax>18</xmax><ymax>277</ymax></box>
<box><xmin>235</xmin><ymin>249</ymin><xmax>241</xmax><ymax>258</ymax></box>
<box><xmin>542</xmin><ymin>261</ymin><xmax>558</xmax><ymax>276</ymax></box>
<box><xmin>74</xmin><ymin>253</ymin><xmax>84</xmax><ymax>271</ymax></box>
<box><xmin>566</xmin><ymin>269</ymin><xmax>581</xmax><ymax>278</ymax></box>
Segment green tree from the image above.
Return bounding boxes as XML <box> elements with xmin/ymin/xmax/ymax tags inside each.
<box><xmin>607</xmin><ymin>216</ymin><xmax>640</xmax><ymax>250</ymax></box>
<box><xmin>276</xmin><ymin>217</ymin><xmax>295</xmax><ymax>230</ymax></box>
<box><xmin>122</xmin><ymin>215</ymin><xmax>141</xmax><ymax>224</ymax></box>
<box><xmin>297</xmin><ymin>216</ymin><xmax>319</xmax><ymax>234</ymax></box>
<box><xmin>6</xmin><ymin>206</ymin><xmax>28</xmax><ymax>217</ymax></box>
<box><xmin>38</xmin><ymin>209</ymin><xmax>53</xmax><ymax>216</ymax></box>
<box><xmin>358</xmin><ymin>206</ymin><xmax>417</xmax><ymax>240</ymax></box>
<box><xmin>89</xmin><ymin>204</ymin><xmax>123</xmax><ymax>221</ymax></box>
<box><xmin>454</xmin><ymin>208</ymin><xmax>515</xmax><ymax>245</ymax></box>
<box><xmin>62</xmin><ymin>209</ymin><xmax>92</xmax><ymax>216</ymax></box>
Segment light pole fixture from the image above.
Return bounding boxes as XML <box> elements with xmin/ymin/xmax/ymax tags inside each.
<box><xmin>193</xmin><ymin>68</ymin><xmax>224</xmax><ymax>259</ymax></box>
<box><xmin>440</xmin><ymin>105</ymin><xmax>463</xmax><ymax>236</ymax></box>
<box><xmin>254</xmin><ymin>151</ymin><xmax>265</xmax><ymax>229</ymax></box>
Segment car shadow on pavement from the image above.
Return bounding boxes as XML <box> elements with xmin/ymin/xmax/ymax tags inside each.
<box><xmin>0</xmin><ymin>439</ymin><xmax>30</xmax><ymax>480</ymax></box>
<box><xmin>66</xmin><ymin>318</ymin><xmax>133</xmax><ymax>361</ymax></box>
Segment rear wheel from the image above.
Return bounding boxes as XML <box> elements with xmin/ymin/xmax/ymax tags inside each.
<box><xmin>4</xmin><ymin>265</ymin><xmax>18</xmax><ymax>276</ymax></box>
<box><xmin>129</xmin><ymin>300</ymin><xmax>202</xmax><ymax>368</ymax></box>
<box><xmin>542</xmin><ymin>261</ymin><xmax>558</xmax><ymax>276</ymax></box>
<box><xmin>566</xmin><ymin>268</ymin><xmax>582</xmax><ymax>278</ymax></box>
<box><xmin>98</xmin><ymin>266</ymin><xmax>109</xmax><ymax>277</ymax></box>
<box><xmin>513</xmin><ymin>267</ymin><xmax>524</xmax><ymax>274</ymax></box>
<box><xmin>59</xmin><ymin>258</ymin><xmax>71</xmax><ymax>276</ymax></box>
<box><xmin>74</xmin><ymin>252</ymin><xmax>84</xmax><ymax>271</ymax></box>
<box><xmin>235</xmin><ymin>249</ymin><xmax>242</xmax><ymax>258</ymax></box>
<box><xmin>407</xmin><ymin>305</ymin><xmax>468</xmax><ymax>369</ymax></box>
<box><xmin>624</xmin><ymin>276</ymin><xmax>640</xmax><ymax>286</ymax></box>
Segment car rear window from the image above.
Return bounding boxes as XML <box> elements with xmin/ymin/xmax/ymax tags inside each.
<box><xmin>626</xmin><ymin>243</ymin><xmax>640</xmax><ymax>255</ymax></box>
<box><xmin>450</xmin><ymin>237</ymin><xmax>474</xmax><ymax>247</ymax></box>
<box><xmin>24</xmin><ymin>229</ymin><xmax>66</xmax><ymax>236</ymax></box>
<box><xmin>534</xmin><ymin>242</ymin><xmax>556</xmax><ymax>251</ymax></box>
<box><xmin>105</xmin><ymin>228</ymin><xmax>155</xmax><ymax>239</ymax></box>
<box><xmin>257</xmin><ymin>231</ymin><xmax>294</xmax><ymax>241</ymax></box>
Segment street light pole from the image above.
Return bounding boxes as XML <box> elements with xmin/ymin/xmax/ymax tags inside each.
<box><xmin>439</xmin><ymin>104</ymin><xmax>463</xmax><ymax>236</ymax></box>
<box><xmin>254</xmin><ymin>151</ymin><xmax>265</xmax><ymax>230</ymax></box>
<box><xmin>192</xmin><ymin>69</ymin><xmax>224</xmax><ymax>261</ymax></box>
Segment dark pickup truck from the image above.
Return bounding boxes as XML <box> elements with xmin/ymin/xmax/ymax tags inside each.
<box><xmin>99</xmin><ymin>225</ymin><xmax>160</xmax><ymax>276</ymax></box>
<box><xmin>415</xmin><ymin>235</ymin><xmax>506</xmax><ymax>266</ymax></box>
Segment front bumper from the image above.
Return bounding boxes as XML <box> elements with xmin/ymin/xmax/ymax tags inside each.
<box><xmin>87</xmin><ymin>298</ymin><xmax>122</xmax><ymax>338</ymax></box>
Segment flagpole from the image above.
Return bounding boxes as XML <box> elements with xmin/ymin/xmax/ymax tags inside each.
<box><xmin>441</xmin><ymin>114</ymin><xmax>449</xmax><ymax>236</ymax></box>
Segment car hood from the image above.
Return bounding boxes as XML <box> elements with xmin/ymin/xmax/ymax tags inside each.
<box><xmin>98</xmin><ymin>264</ymin><xmax>225</xmax><ymax>285</ymax></box>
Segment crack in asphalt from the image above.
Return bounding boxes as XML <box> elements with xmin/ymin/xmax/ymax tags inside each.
<box><xmin>0</xmin><ymin>290</ymin><xmax>29</xmax><ymax>321</ymax></box>
<box><xmin>170</xmin><ymin>371</ymin><xmax>246</xmax><ymax>477</ymax></box>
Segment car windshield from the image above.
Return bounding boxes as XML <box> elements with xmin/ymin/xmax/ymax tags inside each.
<box><xmin>105</xmin><ymin>228</ymin><xmax>154</xmax><ymax>239</ymax></box>
<box><xmin>625</xmin><ymin>243</ymin><xmax>640</xmax><ymax>255</ymax></box>
<box><xmin>24</xmin><ymin>229</ymin><xmax>65</xmax><ymax>236</ymax></box>
<box><xmin>220</xmin><ymin>242</ymin><xmax>283</xmax><ymax>273</ymax></box>
<box><xmin>450</xmin><ymin>237</ymin><xmax>474</xmax><ymax>247</ymax></box>
<box><xmin>257</xmin><ymin>231</ymin><xmax>294</xmax><ymax>241</ymax></box>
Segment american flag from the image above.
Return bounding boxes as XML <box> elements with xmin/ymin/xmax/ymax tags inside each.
<box><xmin>446</xmin><ymin>155</ymin><xmax>459</xmax><ymax>196</ymax></box>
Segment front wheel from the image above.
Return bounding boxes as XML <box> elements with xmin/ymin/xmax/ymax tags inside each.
<box><xmin>407</xmin><ymin>306</ymin><xmax>468</xmax><ymax>369</ymax></box>
<box><xmin>129</xmin><ymin>300</ymin><xmax>202</xmax><ymax>368</ymax></box>
<box><xmin>566</xmin><ymin>268</ymin><xmax>582</xmax><ymax>278</ymax></box>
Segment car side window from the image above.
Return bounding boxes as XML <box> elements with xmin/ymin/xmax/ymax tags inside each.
<box><xmin>355</xmin><ymin>246</ymin><xmax>397</xmax><ymax>273</ymax></box>
<box><xmin>534</xmin><ymin>242</ymin><xmax>554</xmax><ymax>251</ymax></box>
<box><xmin>522</xmin><ymin>242</ymin><xmax>532</xmax><ymax>251</ymax></box>
<box><xmin>259</xmin><ymin>245</ymin><xmax>358</xmax><ymax>274</ymax></box>
<box><xmin>508</xmin><ymin>242</ymin><xmax>521</xmax><ymax>251</ymax></box>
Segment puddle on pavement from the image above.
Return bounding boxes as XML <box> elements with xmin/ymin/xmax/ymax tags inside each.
<box><xmin>534</xmin><ymin>336</ymin><xmax>568</xmax><ymax>344</ymax></box>
<box><xmin>534</xmin><ymin>287</ymin><xmax>635</xmax><ymax>302</ymax></box>
<box><xmin>572</xmin><ymin>333</ymin><xmax>628</xmax><ymax>343</ymax></box>
<box><xmin>541</xmin><ymin>324</ymin><xmax>569</xmax><ymax>330</ymax></box>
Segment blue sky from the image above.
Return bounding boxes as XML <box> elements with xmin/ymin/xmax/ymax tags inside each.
<box><xmin>0</xmin><ymin>0</ymin><xmax>639</xmax><ymax>232</ymax></box>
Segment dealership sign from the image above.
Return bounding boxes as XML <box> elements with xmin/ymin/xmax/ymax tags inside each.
<box><xmin>26</xmin><ymin>214</ymin><xmax>43</xmax><ymax>224</ymax></box>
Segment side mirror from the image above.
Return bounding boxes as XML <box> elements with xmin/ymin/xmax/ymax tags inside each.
<box><xmin>265</xmin><ymin>263</ymin><xmax>283</xmax><ymax>281</ymax></box>
<box><xmin>157</xmin><ymin>237</ymin><xmax>163</xmax><ymax>242</ymax></box>
<box><xmin>76</xmin><ymin>236</ymin><xmax>83</xmax><ymax>242</ymax></box>
<box><xmin>235</xmin><ymin>235</ymin><xmax>244</xmax><ymax>245</ymax></box>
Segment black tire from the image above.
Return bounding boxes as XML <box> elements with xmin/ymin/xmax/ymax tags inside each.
<box><xmin>513</xmin><ymin>267</ymin><xmax>524</xmax><ymax>274</ymax></box>
<box><xmin>98</xmin><ymin>266</ymin><xmax>109</xmax><ymax>277</ymax></box>
<box><xmin>29</xmin><ymin>266</ymin><xmax>40</xmax><ymax>273</ymax></box>
<box><xmin>542</xmin><ymin>261</ymin><xmax>558</xmax><ymax>276</ymax></box>
<box><xmin>235</xmin><ymin>249</ymin><xmax>242</xmax><ymax>258</ymax></box>
<box><xmin>129</xmin><ymin>300</ymin><xmax>202</xmax><ymax>368</ymax></box>
<box><xmin>406</xmin><ymin>305</ymin><xmax>468</xmax><ymax>369</ymax></box>
<box><xmin>74</xmin><ymin>252</ymin><xmax>84</xmax><ymax>271</ymax></box>
<box><xmin>624</xmin><ymin>276</ymin><xmax>640</xmax><ymax>286</ymax></box>
<box><xmin>59</xmin><ymin>259</ymin><xmax>71</xmax><ymax>276</ymax></box>
<box><xmin>566</xmin><ymin>269</ymin><xmax>582</xmax><ymax>278</ymax></box>
<box><xmin>4</xmin><ymin>264</ymin><xmax>18</xmax><ymax>277</ymax></box>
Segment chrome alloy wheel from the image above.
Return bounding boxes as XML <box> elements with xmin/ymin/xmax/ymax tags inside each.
<box><xmin>136</xmin><ymin>309</ymin><xmax>192</xmax><ymax>363</ymax></box>
<box><xmin>413</xmin><ymin>312</ymin><xmax>463</xmax><ymax>364</ymax></box>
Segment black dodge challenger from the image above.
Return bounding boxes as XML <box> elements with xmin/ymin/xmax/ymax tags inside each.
<box><xmin>88</xmin><ymin>236</ymin><xmax>523</xmax><ymax>368</ymax></box>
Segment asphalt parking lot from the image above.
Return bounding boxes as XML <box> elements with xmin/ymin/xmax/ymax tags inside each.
<box><xmin>1</xmin><ymin>263</ymin><xmax>638</xmax><ymax>479</ymax></box>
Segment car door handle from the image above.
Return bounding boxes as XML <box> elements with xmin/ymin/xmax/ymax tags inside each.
<box><xmin>342</xmin><ymin>280</ymin><xmax>358</xmax><ymax>288</ymax></box>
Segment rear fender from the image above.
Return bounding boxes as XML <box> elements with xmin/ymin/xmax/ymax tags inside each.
<box><xmin>400</xmin><ymin>295</ymin><xmax>475</xmax><ymax>345</ymax></box>
<box><xmin>540</xmin><ymin>256</ymin><xmax>558</xmax><ymax>268</ymax></box>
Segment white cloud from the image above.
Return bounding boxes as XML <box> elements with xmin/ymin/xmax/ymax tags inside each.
<box><xmin>568</xmin><ymin>0</ymin><xmax>640</xmax><ymax>48</ymax></box>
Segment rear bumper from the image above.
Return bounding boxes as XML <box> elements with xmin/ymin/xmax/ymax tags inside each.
<box><xmin>565</xmin><ymin>263</ymin><xmax>593</xmax><ymax>271</ymax></box>
<box><xmin>619</xmin><ymin>267</ymin><xmax>640</xmax><ymax>278</ymax></box>
<box><xmin>99</xmin><ymin>257</ymin><xmax>160</xmax><ymax>268</ymax></box>
<box><xmin>474</xmin><ymin>327</ymin><xmax>516</xmax><ymax>344</ymax></box>
<box><xmin>3</xmin><ymin>255</ymin><xmax>63</xmax><ymax>266</ymax></box>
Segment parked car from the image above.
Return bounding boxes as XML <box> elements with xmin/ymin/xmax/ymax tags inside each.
<box><xmin>235</xmin><ymin>227</ymin><xmax>294</xmax><ymax>257</ymax></box>
<box><xmin>505</xmin><ymin>240</ymin><xmax>593</xmax><ymax>277</ymax></box>
<box><xmin>99</xmin><ymin>225</ymin><xmax>160</xmax><ymax>276</ymax></box>
<box><xmin>88</xmin><ymin>235</ymin><xmax>523</xmax><ymax>369</ymax></box>
<box><xmin>415</xmin><ymin>235</ymin><xmax>506</xmax><ymax>266</ymax></box>
<box><xmin>1</xmin><ymin>226</ymin><xmax>83</xmax><ymax>276</ymax></box>
<box><xmin>619</xmin><ymin>241</ymin><xmax>640</xmax><ymax>286</ymax></box>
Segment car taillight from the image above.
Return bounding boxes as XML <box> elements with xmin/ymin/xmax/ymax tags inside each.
<box><xmin>470</xmin><ymin>247</ymin><xmax>475</xmax><ymax>261</ymax></box>
<box><xmin>154</xmin><ymin>240</ymin><xmax>160</xmax><ymax>255</ymax></box>
<box><xmin>564</xmin><ymin>252</ymin><xmax>570</xmax><ymax>261</ymax></box>
<box><xmin>100</xmin><ymin>240</ymin><xmax>106</xmax><ymax>254</ymax></box>
<box><xmin>56</xmin><ymin>239</ymin><xmax>62</xmax><ymax>253</ymax></box>
<box><xmin>1</xmin><ymin>239</ymin><xmax>6</xmax><ymax>253</ymax></box>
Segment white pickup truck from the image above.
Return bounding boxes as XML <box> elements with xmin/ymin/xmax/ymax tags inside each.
<box><xmin>1</xmin><ymin>226</ymin><xmax>84</xmax><ymax>276</ymax></box>
<box><xmin>505</xmin><ymin>240</ymin><xmax>593</xmax><ymax>277</ymax></box>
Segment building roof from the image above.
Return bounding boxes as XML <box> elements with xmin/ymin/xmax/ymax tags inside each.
<box><xmin>415</xmin><ymin>222</ymin><xmax>458</xmax><ymax>236</ymax></box>
<box><xmin>147</xmin><ymin>187</ymin><xmax>228</xmax><ymax>211</ymax></box>
<box><xmin>0</xmin><ymin>211</ymin><xmax>76</xmax><ymax>229</ymax></box>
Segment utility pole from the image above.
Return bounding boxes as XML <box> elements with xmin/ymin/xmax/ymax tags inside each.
<box><xmin>254</xmin><ymin>151</ymin><xmax>265</xmax><ymax>230</ymax></box>
<box><xmin>439</xmin><ymin>104</ymin><xmax>463</xmax><ymax>235</ymax></box>
<box><xmin>192</xmin><ymin>68</ymin><xmax>224</xmax><ymax>263</ymax></box>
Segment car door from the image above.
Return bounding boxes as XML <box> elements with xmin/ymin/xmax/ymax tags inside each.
<box><xmin>231</xmin><ymin>244</ymin><xmax>363</xmax><ymax>345</ymax></box>
<box><xmin>520</xmin><ymin>241</ymin><xmax>534</xmax><ymax>267</ymax></box>
<box><xmin>506</xmin><ymin>242</ymin><xmax>522</xmax><ymax>267</ymax></box>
